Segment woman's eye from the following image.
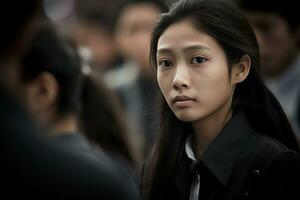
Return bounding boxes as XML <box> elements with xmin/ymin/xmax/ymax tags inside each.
<box><xmin>191</xmin><ymin>56</ymin><xmax>206</xmax><ymax>64</ymax></box>
<box><xmin>158</xmin><ymin>60</ymin><xmax>173</xmax><ymax>68</ymax></box>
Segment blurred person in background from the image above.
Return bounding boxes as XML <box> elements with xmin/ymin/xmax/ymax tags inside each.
<box><xmin>70</xmin><ymin>9</ymin><xmax>123</xmax><ymax>74</ymax></box>
<box><xmin>20</xmin><ymin>22</ymin><xmax>95</xmax><ymax>157</ymax></box>
<box><xmin>237</xmin><ymin>0</ymin><xmax>300</xmax><ymax>138</ymax></box>
<box><xmin>0</xmin><ymin>1</ymin><xmax>140</xmax><ymax>198</ymax></box>
<box><xmin>104</xmin><ymin>0</ymin><xmax>168</xmax><ymax>157</ymax></box>
<box><xmin>20</xmin><ymin>21</ymin><xmax>141</xmax><ymax>185</ymax></box>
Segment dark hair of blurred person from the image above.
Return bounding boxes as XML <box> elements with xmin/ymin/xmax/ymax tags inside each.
<box><xmin>0</xmin><ymin>1</ymin><xmax>41</xmax><ymax>92</ymax></box>
<box><xmin>80</xmin><ymin>73</ymin><xmax>142</xmax><ymax>167</ymax></box>
<box><xmin>113</xmin><ymin>0</ymin><xmax>168</xmax><ymax>27</ymax></box>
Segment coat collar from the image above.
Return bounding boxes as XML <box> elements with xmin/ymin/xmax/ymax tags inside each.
<box><xmin>173</xmin><ymin>112</ymin><xmax>253</xmax><ymax>199</ymax></box>
<box><xmin>200</xmin><ymin>112</ymin><xmax>253</xmax><ymax>186</ymax></box>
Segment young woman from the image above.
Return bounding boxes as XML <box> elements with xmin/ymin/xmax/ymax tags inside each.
<box><xmin>141</xmin><ymin>0</ymin><xmax>300</xmax><ymax>199</ymax></box>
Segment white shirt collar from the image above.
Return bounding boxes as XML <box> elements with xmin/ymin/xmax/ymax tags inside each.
<box><xmin>185</xmin><ymin>135</ymin><xmax>197</xmax><ymax>161</ymax></box>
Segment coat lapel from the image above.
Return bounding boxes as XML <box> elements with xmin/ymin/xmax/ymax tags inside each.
<box><xmin>173</xmin><ymin>151</ymin><xmax>193</xmax><ymax>200</ymax></box>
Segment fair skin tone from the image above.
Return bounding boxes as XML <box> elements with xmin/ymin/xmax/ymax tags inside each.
<box><xmin>245</xmin><ymin>12</ymin><xmax>299</xmax><ymax>78</ymax></box>
<box><xmin>23</xmin><ymin>72</ymin><xmax>78</xmax><ymax>138</ymax></box>
<box><xmin>157</xmin><ymin>20</ymin><xmax>250</xmax><ymax>157</ymax></box>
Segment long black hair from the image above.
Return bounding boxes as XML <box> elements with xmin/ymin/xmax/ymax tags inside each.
<box><xmin>142</xmin><ymin>0</ymin><xmax>300</xmax><ymax>198</ymax></box>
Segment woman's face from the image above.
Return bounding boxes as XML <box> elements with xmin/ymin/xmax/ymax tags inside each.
<box><xmin>157</xmin><ymin>20</ymin><xmax>237</xmax><ymax>122</ymax></box>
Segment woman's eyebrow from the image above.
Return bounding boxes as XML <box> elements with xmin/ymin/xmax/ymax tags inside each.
<box><xmin>157</xmin><ymin>45</ymin><xmax>211</xmax><ymax>54</ymax></box>
<box><xmin>157</xmin><ymin>48</ymin><xmax>172</xmax><ymax>54</ymax></box>
<box><xmin>183</xmin><ymin>44</ymin><xmax>211</xmax><ymax>52</ymax></box>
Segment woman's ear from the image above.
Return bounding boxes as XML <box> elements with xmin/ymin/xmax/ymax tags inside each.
<box><xmin>24</xmin><ymin>72</ymin><xmax>58</xmax><ymax>114</ymax></box>
<box><xmin>231</xmin><ymin>55</ymin><xmax>251</xmax><ymax>84</ymax></box>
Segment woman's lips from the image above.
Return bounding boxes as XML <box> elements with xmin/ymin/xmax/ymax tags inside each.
<box><xmin>172</xmin><ymin>95</ymin><xmax>195</xmax><ymax>107</ymax></box>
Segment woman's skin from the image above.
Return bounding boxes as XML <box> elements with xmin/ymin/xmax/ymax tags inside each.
<box><xmin>156</xmin><ymin>20</ymin><xmax>250</xmax><ymax>157</ymax></box>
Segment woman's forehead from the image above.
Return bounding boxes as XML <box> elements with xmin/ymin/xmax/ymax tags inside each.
<box><xmin>157</xmin><ymin>21</ymin><xmax>221</xmax><ymax>55</ymax></box>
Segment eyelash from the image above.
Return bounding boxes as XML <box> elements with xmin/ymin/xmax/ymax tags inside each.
<box><xmin>158</xmin><ymin>59</ymin><xmax>173</xmax><ymax>68</ymax></box>
<box><xmin>158</xmin><ymin>56</ymin><xmax>207</xmax><ymax>68</ymax></box>
<box><xmin>190</xmin><ymin>56</ymin><xmax>207</xmax><ymax>64</ymax></box>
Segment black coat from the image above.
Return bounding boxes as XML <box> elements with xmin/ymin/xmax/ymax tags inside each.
<box><xmin>145</xmin><ymin>112</ymin><xmax>300</xmax><ymax>200</ymax></box>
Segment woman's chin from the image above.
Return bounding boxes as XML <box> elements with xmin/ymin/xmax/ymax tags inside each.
<box><xmin>175</xmin><ymin>113</ymin><xmax>199</xmax><ymax>122</ymax></box>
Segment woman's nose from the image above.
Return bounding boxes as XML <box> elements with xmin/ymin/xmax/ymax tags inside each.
<box><xmin>172</xmin><ymin>66</ymin><xmax>189</xmax><ymax>91</ymax></box>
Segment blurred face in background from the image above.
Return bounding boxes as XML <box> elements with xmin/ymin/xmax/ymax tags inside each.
<box><xmin>115</xmin><ymin>3</ymin><xmax>161</xmax><ymax>72</ymax></box>
<box><xmin>72</xmin><ymin>22</ymin><xmax>117</xmax><ymax>72</ymax></box>
<box><xmin>245</xmin><ymin>12</ymin><xmax>299</xmax><ymax>78</ymax></box>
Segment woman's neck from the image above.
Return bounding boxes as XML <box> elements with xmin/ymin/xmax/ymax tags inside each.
<box><xmin>48</xmin><ymin>114</ymin><xmax>79</xmax><ymax>138</ymax></box>
<box><xmin>191</xmin><ymin>104</ymin><xmax>233</xmax><ymax>158</ymax></box>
